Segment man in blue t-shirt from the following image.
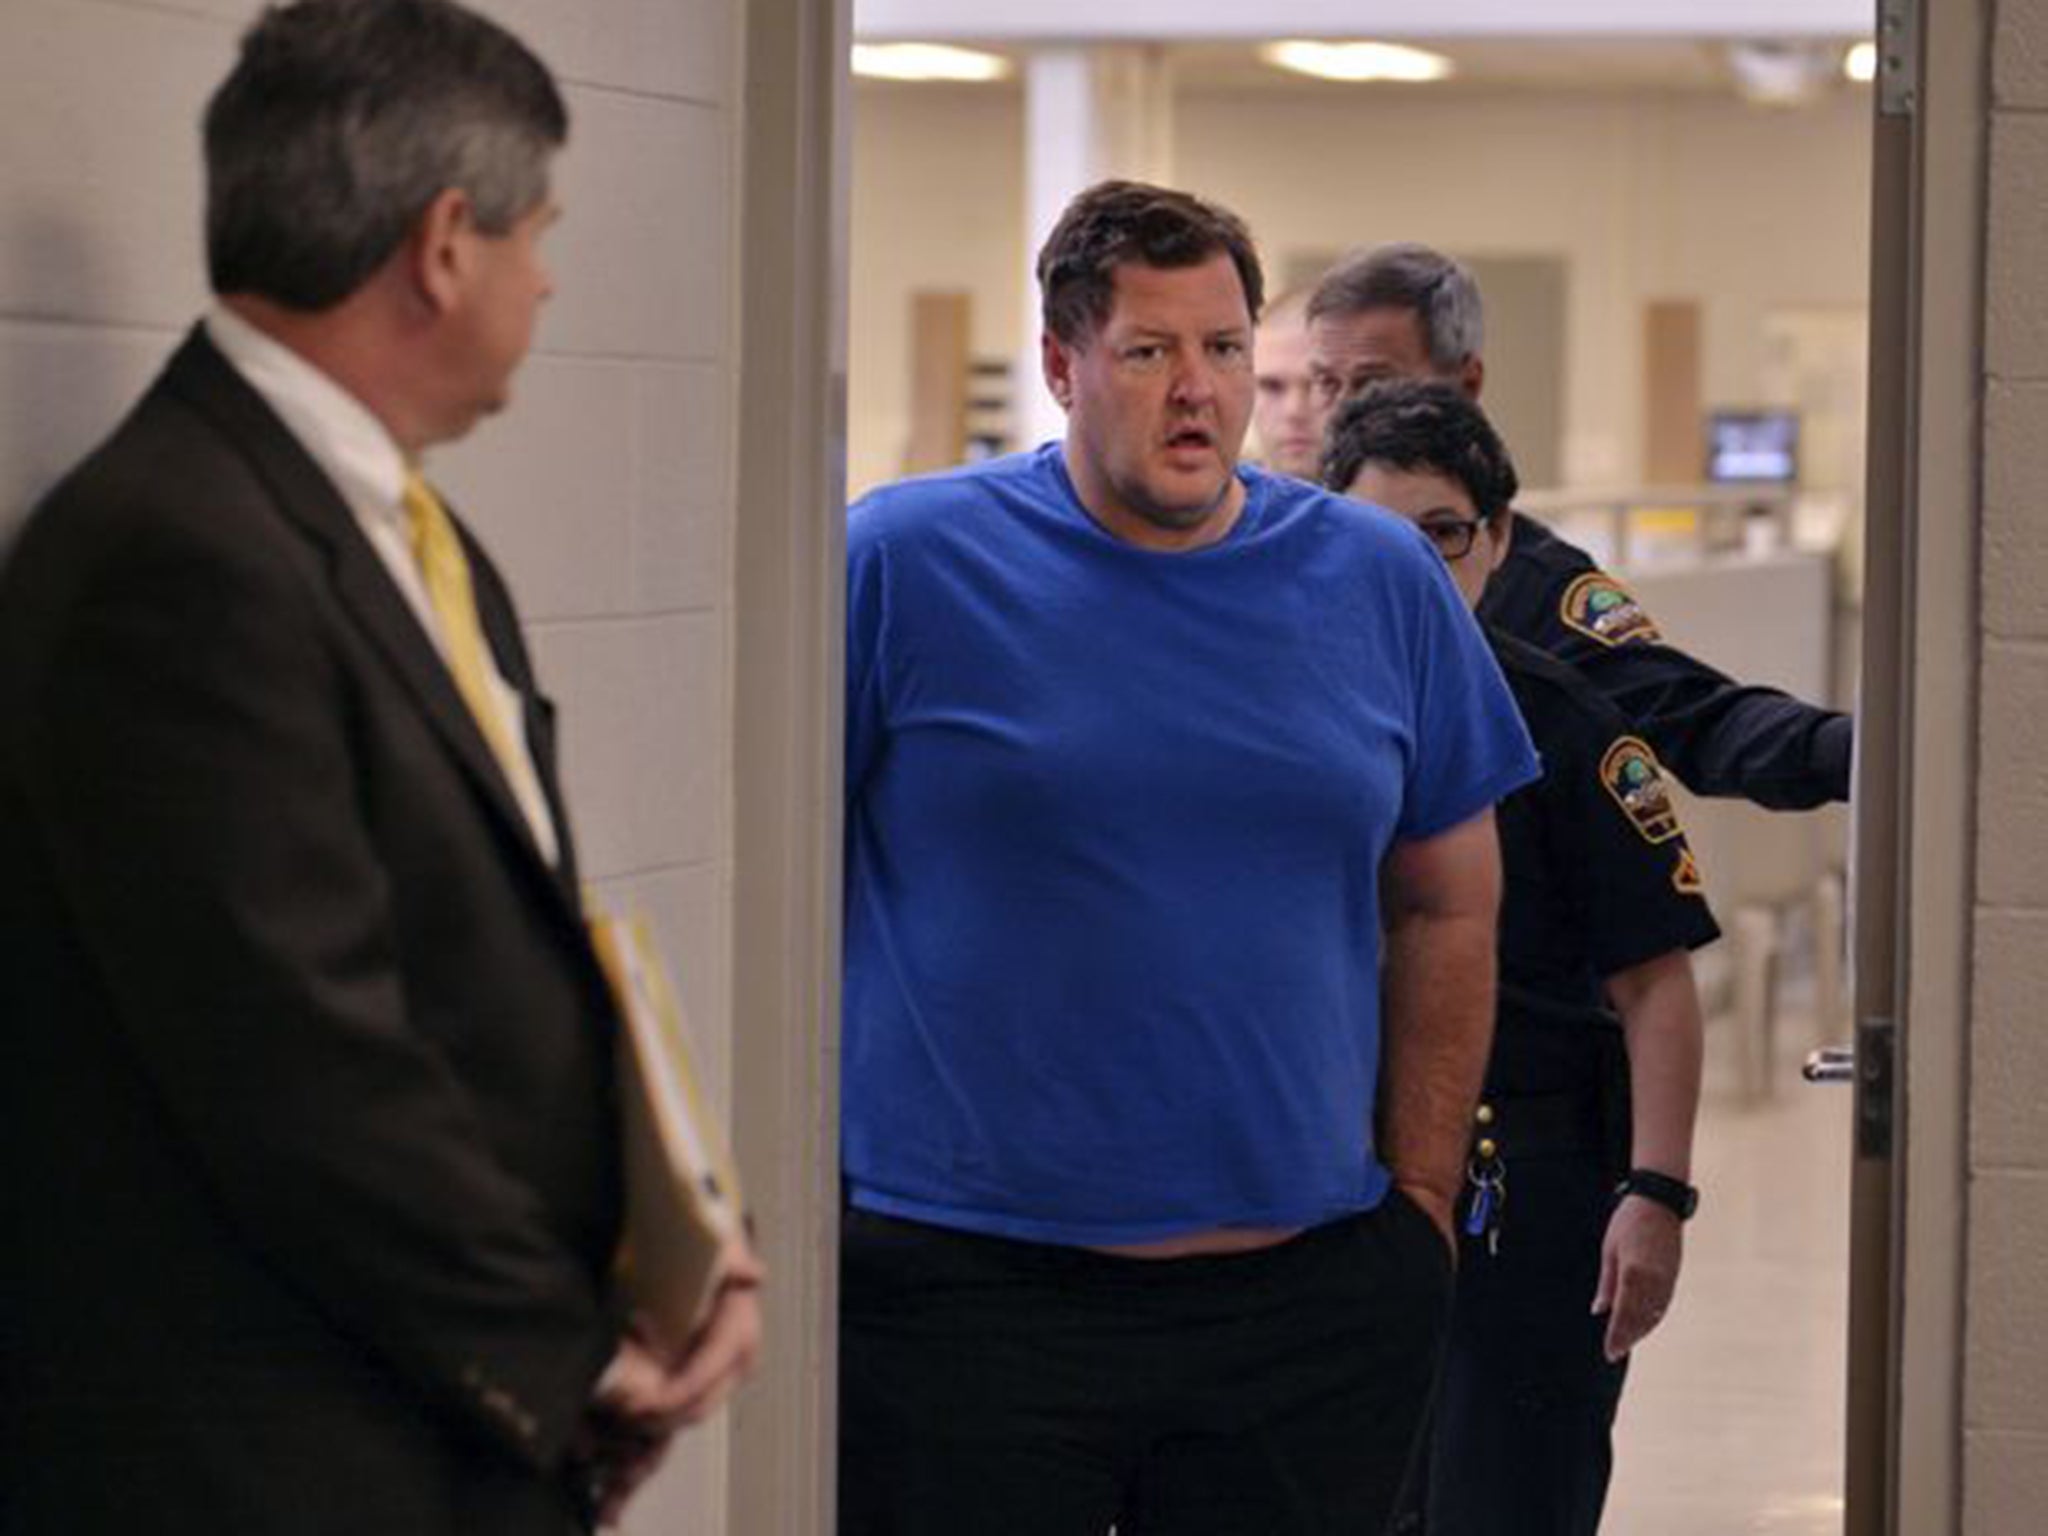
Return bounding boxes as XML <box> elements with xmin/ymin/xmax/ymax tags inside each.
<box><xmin>840</xmin><ymin>180</ymin><xmax>1540</xmax><ymax>1536</ymax></box>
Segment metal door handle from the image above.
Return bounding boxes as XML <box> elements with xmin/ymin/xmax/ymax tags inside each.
<box><xmin>1803</xmin><ymin>1044</ymin><xmax>1857</xmax><ymax>1083</ymax></box>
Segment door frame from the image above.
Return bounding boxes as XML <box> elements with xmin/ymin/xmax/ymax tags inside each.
<box><xmin>718</xmin><ymin>0</ymin><xmax>1990</xmax><ymax>1525</ymax></box>
<box><xmin>1850</xmin><ymin>0</ymin><xmax>1981</xmax><ymax>1530</ymax></box>
<box><xmin>727</xmin><ymin>0</ymin><xmax>851</xmax><ymax>1530</ymax></box>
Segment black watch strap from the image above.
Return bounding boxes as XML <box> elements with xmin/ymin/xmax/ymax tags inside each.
<box><xmin>1620</xmin><ymin>1168</ymin><xmax>1699</xmax><ymax>1221</ymax></box>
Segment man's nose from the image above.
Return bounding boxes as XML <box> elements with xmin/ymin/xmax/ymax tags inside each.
<box><xmin>1169</xmin><ymin>354</ymin><xmax>1216</xmax><ymax>405</ymax></box>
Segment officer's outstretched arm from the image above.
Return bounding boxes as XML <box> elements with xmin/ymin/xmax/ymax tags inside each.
<box><xmin>1593</xmin><ymin>948</ymin><xmax>1706</xmax><ymax>1361</ymax></box>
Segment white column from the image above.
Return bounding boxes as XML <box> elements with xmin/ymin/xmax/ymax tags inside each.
<box><xmin>1016</xmin><ymin>46</ymin><xmax>1175</xmax><ymax>451</ymax></box>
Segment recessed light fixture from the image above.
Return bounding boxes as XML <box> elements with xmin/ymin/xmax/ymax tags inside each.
<box><xmin>1725</xmin><ymin>40</ymin><xmax>1831</xmax><ymax>107</ymax></box>
<box><xmin>852</xmin><ymin>43</ymin><xmax>1012</xmax><ymax>84</ymax></box>
<box><xmin>1843</xmin><ymin>40</ymin><xmax>1878</xmax><ymax>85</ymax></box>
<box><xmin>1259</xmin><ymin>40</ymin><xmax>1453</xmax><ymax>85</ymax></box>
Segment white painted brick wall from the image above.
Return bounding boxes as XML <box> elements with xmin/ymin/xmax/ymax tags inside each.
<box><xmin>544</xmin><ymin>87</ymin><xmax>733</xmax><ymax>362</ymax></box>
<box><xmin>0</xmin><ymin>4</ymin><xmax>223</xmax><ymax>331</ymax></box>
<box><xmin>533</xmin><ymin>615</ymin><xmax>726</xmax><ymax>877</ymax></box>
<box><xmin>1981</xmin><ymin>381</ymin><xmax>2048</xmax><ymax>638</ymax></box>
<box><xmin>1974</xmin><ymin>5</ymin><xmax>2048</xmax><ymax>1532</ymax></box>
<box><xmin>1974</xmin><ymin>642</ymin><xmax>2048</xmax><ymax>908</ymax></box>
<box><xmin>1986</xmin><ymin>117</ymin><xmax>2048</xmax><ymax>380</ymax></box>
<box><xmin>1995</xmin><ymin>0</ymin><xmax>2048</xmax><ymax>109</ymax></box>
<box><xmin>1964</xmin><ymin>1171</ymin><xmax>2048</xmax><ymax>1434</ymax></box>
<box><xmin>0</xmin><ymin>2</ymin><xmax>743</xmax><ymax>1530</ymax></box>
<box><xmin>1964</xmin><ymin>1428</ymin><xmax>2048</xmax><ymax>1535</ymax></box>
<box><xmin>1970</xmin><ymin>910</ymin><xmax>2048</xmax><ymax>1170</ymax></box>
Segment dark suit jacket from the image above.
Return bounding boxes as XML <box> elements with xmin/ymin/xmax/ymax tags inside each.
<box><xmin>0</xmin><ymin>329</ymin><xmax>624</xmax><ymax>1534</ymax></box>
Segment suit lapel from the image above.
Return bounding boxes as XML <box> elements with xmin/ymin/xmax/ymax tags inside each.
<box><xmin>463</xmin><ymin>519</ymin><xmax>586</xmax><ymax>910</ymax></box>
<box><xmin>160</xmin><ymin>330</ymin><xmax>577</xmax><ymax>917</ymax></box>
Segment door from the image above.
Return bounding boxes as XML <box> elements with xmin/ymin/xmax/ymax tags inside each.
<box><xmin>1832</xmin><ymin>0</ymin><xmax>1979</xmax><ymax>1530</ymax></box>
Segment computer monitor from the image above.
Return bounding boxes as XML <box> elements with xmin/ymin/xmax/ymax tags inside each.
<box><xmin>1705</xmin><ymin>409</ymin><xmax>1799</xmax><ymax>485</ymax></box>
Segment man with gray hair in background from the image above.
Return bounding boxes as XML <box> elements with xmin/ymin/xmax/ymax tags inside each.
<box><xmin>1306</xmin><ymin>242</ymin><xmax>1852</xmax><ymax>812</ymax></box>
<box><xmin>0</xmin><ymin>4</ymin><xmax>758</xmax><ymax>1531</ymax></box>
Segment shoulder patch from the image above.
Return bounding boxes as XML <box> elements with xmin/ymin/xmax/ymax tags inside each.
<box><xmin>1672</xmin><ymin>846</ymin><xmax>1705</xmax><ymax>895</ymax></box>
<box><xmin>1560</xmin><ymin>572</ymin><xmax>1662</xmax><ymax>647</ymax></box>
<box><xmin>1600</xmin><ymin>736</ymin><xmax>1682</xmax><ymax>844</ymax></box>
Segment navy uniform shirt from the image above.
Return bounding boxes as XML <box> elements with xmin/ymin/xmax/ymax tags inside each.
<box><xmin>1478</xmin><ymin>512</ymin><xmax>1852</xmax><ymax>810</ymax></box>
<box><xmin>1488</xmin><ymin>629</ymin><xmax>1721</xmax><ymax>1105</ymax></box>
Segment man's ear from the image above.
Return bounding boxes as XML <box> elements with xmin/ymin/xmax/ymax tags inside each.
<box><xmin>1042</xmin><ymin>329</ymin><xmax>1075</xmax><ymax>412</ymax></box>
<box><xmin>1459</xmin><ymin>354</ymin><xmax>1485</xmax><ymax>401</ymax></box>
<box><xmin>408</xmin><ymin>187</ymin><xmax>476</xmax><ymax>316</ymax></box>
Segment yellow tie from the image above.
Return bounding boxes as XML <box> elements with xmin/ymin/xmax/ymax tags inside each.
<box><xmin>401</xmin><ymin>470</ymin><xmax>544</xmax><ymax>815</ymax></box>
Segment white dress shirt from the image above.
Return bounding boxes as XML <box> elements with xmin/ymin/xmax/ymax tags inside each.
<box><xmin>204</xmin><ymin>305</ymin><xmax>561</xmax><ymax>866</ymax></box>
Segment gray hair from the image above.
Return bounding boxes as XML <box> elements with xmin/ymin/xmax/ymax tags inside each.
<box><xmin>204</xmin><ymin>0</ymin><xmax>567</xmax><ymax>310</ymax></box>
<box><xmin>1306</xmin><ymin>243</ymin><xmax>1485</xmax><ymax>372</ymax></box>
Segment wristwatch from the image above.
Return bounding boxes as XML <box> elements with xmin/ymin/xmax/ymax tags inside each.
<box><xmin>1620</xmin><ymin>1168</ymin><xmax>1700</xmax><ymax>1221</ymax></box>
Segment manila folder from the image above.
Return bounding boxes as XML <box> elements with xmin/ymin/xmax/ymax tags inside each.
<box><xmin>588</xmin><ymin>911</ymin><xmax>747</xmax><ymax>1355</ymax></box>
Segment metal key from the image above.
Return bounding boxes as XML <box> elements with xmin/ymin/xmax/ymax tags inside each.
<box><xmin>1464</xmin><ymin>1149</ymin><xmax>1507</xmax><ymax>1257</ymax></box>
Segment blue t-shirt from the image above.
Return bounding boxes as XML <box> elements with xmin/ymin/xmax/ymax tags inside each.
<box><xmin>843</xmin><ymin>444</ymin><xmax>1538</xmax><ymax>1246</ymax></box>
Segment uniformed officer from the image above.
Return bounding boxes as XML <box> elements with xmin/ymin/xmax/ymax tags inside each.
<box><xmin>1324</xmin><ymin>381</ymin><xmax>1718</xmax><ymax>1536</ymax></box>
<box><xmin>1304</xmin><ymin>242</ymin><xmax>1851</xmax><ymax>810</ymax></box>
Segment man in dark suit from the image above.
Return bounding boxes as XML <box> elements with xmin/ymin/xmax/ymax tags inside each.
<box><xmin>0</xmin><ymin>3</ymin><xmax>758</xmax><ymax>1531</ymax></box>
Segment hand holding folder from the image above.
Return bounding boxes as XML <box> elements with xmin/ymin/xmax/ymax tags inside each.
<box><xmin>586</xmin><ymin>911</ymin><xmax>753</xmax><ymax>1359</ymax></box>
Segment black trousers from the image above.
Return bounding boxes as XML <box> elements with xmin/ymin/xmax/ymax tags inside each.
<box><xmin>1404</xmin><ymin>1151</ymin><xmax>1629</xmax><ymax>1536</ymax></box>
<box><xmin>838</xmin><ymin>1194</ymin><xmax>1453</xmax><ymax>1536</ymax></box>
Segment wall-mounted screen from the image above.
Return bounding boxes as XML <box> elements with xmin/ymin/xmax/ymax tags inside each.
<box><xmin>1705</xmin><ymin>409</ymin><xmax>1799</xmax><ymax>484</ymax></box>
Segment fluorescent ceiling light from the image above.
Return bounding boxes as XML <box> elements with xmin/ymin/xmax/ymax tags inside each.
<box><xmin>853</xmin><ymin>42</ymin><xmax>1011</xmax><ymax>82</ymax></box>
<box><xmin>1259</xmin><ymin>40</ymin><xmax>1453</xmax><ymax>85</ymax></box>
<box><xmin>1725</xmin><ymin>40</ymin><xmax>1830</xmax><ymax>106</ymax></box>
<box><xmin>1843</xmin><ymin>40</ymin><xmax>1877</xmax><ymax>84</ymax></box>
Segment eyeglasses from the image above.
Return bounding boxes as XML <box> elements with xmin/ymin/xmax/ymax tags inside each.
<box><xmin>1419</xmin><ymin>515</ymin><xmax>1485</xmax><ymax>561</ymax></box>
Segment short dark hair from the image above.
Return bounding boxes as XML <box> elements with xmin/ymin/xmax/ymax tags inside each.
<box><xmin>205</xmin><ymin>0</ymin><xmax>568</xmax><ymax>310</ymax></box>
<box><xmin>1306</xmin><ymin>243</ymin><xmax>1484</xmax><ymax>372</ymax></box>
<box><xmin>1035</xmin><ymin>180</ymin><xmax>1264</xmax><ymax>346</ymax></box>
<box><xmin>1318</xmin><ymin>380</ymin><xmax>1519</xmax><ymax>524</ymax></box>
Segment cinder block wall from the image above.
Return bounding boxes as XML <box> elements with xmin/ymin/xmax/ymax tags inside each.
<box><xmin>1969</xmin><ymin>2</ymin><xmax>2048</xmax><ymax>1527</ymax></box>
<box><xmin>0</xmin><ymin>2</ymin><xmax>743</xmax><ymax>1530</ymax></box>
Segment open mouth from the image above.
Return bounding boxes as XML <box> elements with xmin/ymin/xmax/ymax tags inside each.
<box><xmin>1165</xmin><ymin>427</ymin><xmax>1214</xmax><ymax>454</ymax></box>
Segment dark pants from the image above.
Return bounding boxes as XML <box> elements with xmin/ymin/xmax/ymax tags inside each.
<box><xmin>1401</xmin><ymin>1151</ymin><xmax>1629</xmax><ymax>1536</ymax></box>
<box><xmin>839</xmin><ymin>1194</ymin><xmax>1453</xmax><ymax>1536</ymax></box>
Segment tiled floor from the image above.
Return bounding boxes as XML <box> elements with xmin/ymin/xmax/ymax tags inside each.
<box><xmin>1605</xmin><ymin>1010</ymin><xmax>1854</xmax><ymax>1534</ymax></box>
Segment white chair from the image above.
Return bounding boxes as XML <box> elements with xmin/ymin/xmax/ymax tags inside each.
<box><xmin>1677</xmin><ymin>793</ymin><xmax>1850</xmax><ymax>1103</ymax></box>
